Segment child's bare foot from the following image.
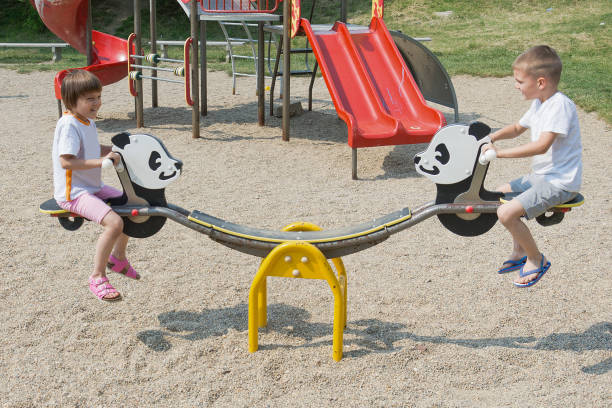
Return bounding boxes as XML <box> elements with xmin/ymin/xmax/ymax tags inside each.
<box><xmin>514</xmin><ymin>254</ymin><xmax>551</xmax><ymax>287</ymax></box>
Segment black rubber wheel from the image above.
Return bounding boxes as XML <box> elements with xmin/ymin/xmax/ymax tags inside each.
<box><xmin>122</xmin><ymin>216</ymin><xmax>166</xmax><ymax>238</ymax></box>
<box><xmin>58</xmin><ymin>216</ymin><xmax>84</xmax><ymax>231</ymax></box>
<box><xmin>536</xmin><ymin>212</ymin><xmax>565</xmax><ymax>226</ymax></box>
<box><xmin>437</xmin><ymin>213</ymin><xmax>498</xmax><ymax>237</ymax></box>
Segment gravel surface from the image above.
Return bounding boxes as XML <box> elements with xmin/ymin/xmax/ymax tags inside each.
<box><xmin>0</xmin><ymin>67</ymin><xmax>610</xmax><ymax>407</ymax></box>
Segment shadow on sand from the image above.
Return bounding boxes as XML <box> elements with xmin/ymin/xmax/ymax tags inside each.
<box><xmin>138</xmin><ymin>303</ymin><xmax>611</xmax><ymax>374</ymax></box>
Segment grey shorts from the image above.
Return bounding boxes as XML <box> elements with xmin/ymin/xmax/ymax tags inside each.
<box><xmin>509</xmin><ymin>175</ymin><xmax>577</xmax><ymax>220</ymax></box>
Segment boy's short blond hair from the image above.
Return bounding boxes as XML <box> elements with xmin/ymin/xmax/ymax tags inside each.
<box><xmin>60</xmin><ymin>70</ymin><xmax>102</xmax><ymax>111</ymax></box>
<box><xmin>512</xmin><ymin>45</ymin><xmax>562</xmax><ymax>85</ymax></box>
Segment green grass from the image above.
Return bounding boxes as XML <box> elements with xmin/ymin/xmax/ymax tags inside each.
<box><xmin>353</xmin><ymin>0</ymin><xmax>612</xmax><ymax>122</ymax></box>
<box><xmin>1</xmin><ymin>0</ymin><xmax>610</xmax><ymax>123</ymax></box>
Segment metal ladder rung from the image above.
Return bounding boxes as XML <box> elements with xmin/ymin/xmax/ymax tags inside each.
<box><xmin>221</xmin><ymin>22</ymin><xmax>259</xmax><ymax>27</ymax></box>
<box><xmin>286</xmin><ymin>48</ymin><xmax>312</xmax><ymax>54</ymax></box>
<box><xmin>235</xmin><ymin>73</ymin><xmax>273</xmax><ymax>79</ymax></box>
<box><xmin>275</xmin><ymin>70</ymin><xmax>314</xmax><ymax>76</ymax></box>
<box><xmin>227</xmin><ymin>37</ymin><xmax>258</xmax><ymax>43</ymax></box>
<box><xmin>219</xmin><ymin>19</ymin><xmax>277</xmax><ymax>94</ymax></box>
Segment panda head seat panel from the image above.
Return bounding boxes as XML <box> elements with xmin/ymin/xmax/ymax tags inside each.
<box><xmin>414</xmin><ymin>121</ymin><xmax>504</xmax><ymax>238</ymax></box>
<box><xmin>111</xmin><ymin>132</ymin><xmax>183</xmax><ymax>190</ymax></box>
<box><xmin>414</xmin><ymin>121</ymin><xmax>491</xmax><ymax>185</ymax></box>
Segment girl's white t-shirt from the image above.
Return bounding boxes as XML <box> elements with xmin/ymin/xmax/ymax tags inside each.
<box><xmin>53</xmin><ymin>114</ymin><xmax>102</xmax><ymax>202</ymax></box>
<box><xmin>519</xmin><ymin>91</ymin><xmax>582</xmax><ymax>192</ymax></box>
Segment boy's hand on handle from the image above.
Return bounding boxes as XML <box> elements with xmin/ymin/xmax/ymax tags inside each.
<box><xmin>479</xmin><ymin>144</ymin><xmax>498</xmax><ymax>164</ymax></box>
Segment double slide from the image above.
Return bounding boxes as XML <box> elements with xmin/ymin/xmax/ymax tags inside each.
<box><xmin>300</xmin><ymin>17</ymin><xmax>446</xmax><ymax>148</ymax></box>
<box><xmin>30</xmin><ymin>0</ymin><xmax>129</xmax><ymax>100</ymax></box>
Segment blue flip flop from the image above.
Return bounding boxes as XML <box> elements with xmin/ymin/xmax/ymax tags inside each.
<box><xmin>497</xmin><ymin>256</ymin><xmax>527</xmax><ymax>274</ymax></box>
<box><xmin>513</xmin><ymin>255</ymin><xmax>551</xmax><ymax>288</ymax></box>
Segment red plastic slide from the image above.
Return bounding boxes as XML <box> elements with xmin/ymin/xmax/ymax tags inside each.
<box><xmin>301</xmin><ymin>17</ymin><xmax>446</xmax><ymax>148</ymax></box>
<box><xmin>30</xmin><ymin>0</ymin><xmax>129</xmax><ymax>100</ymax></box>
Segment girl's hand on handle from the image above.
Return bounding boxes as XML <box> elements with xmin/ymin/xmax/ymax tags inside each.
<box><xmin>101</xmin><ymin>152</ymin><xmax>124</xmax><ymax>172</ymax></box>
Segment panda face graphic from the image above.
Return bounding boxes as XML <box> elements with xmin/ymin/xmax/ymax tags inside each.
<box><xmin>414</xmin><ymin>123</ymin><xmax>490</xmax><ymax>185</ymax></box>
<box><xmin>111</xmin><ymin>132</ymin><xmax>182</xmax><ymax>190</ymax></box>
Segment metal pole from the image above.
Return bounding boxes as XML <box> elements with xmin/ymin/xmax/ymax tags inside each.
<box><xmin>257</xmin><ymin>21</ymin><xmax>265</xmax><ymax>126</ymax></box>
<box><xmin>282</xmin><ymin>0</ymin><xmax>291</xmax><ymax>141</ymax></box>
<box><xmin>200</xmin><ymin>20</ymin><xmax>207</xmax><ymax>116</ymax></box>
<box><xmin>269</xmin><ymin>41</ymin><xmax>282</xmax><ymax>117</ymax></box>
<box><xmin>134</xmin><ymin>0</ymin><xmax>144</xmax><ymax>127</ymax></box>
<box><xmin>86</xmin><ymin>0</ymin><xmax>93</xmax><ymax>65</ymax></box>
<box><xmin>340</xmin><ymin>0</ymin><xmax>347</xmax><ymax>23</ymax></box>
<box><xmin>190</xmin><ymin>0</ymin><xmax>200</xmax><ymax>138</ymax></box>
<box><xmin>150</xmin><ymin>0</ymin><xmax>158</xmax><ymax>108</ymax></box>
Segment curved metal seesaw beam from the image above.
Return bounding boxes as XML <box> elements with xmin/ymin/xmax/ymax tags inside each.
<box><xmin>109</xmin><ymin>201</ymin><xmax>499</xmax><ymax>258</ymax></box>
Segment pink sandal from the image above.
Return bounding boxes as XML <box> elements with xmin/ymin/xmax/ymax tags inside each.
<box><xmin>107</xmin><ymin>255</ymin><xmax>141</xmax><ymax>280</ymax></box>
<box><xmin>89</xmin><ymin>276</ymin><xmax>122</xmax><ymax>301</ymax></box>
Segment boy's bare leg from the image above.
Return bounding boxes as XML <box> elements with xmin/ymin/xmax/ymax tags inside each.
<box><xmin>509</xmin><ymin>238</ymin><xmax>526</xmax><ymax>261</ymax></box>
<box><xmin>495</xmin><ymin>183</ymin><xmax>526</xmax><ymax>261</ymax></box>
<box><xmin>497</xmin><ymin>199</ymin><xmax>546</xmax><ymax>285</ymax></box>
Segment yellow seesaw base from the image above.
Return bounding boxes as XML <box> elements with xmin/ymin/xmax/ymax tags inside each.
<box><xmin>248</xmin><ymin>222</ymin><xmax>347</xmax><ymax>362</ymax></box>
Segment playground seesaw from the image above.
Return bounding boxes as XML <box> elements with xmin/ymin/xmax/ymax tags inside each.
<box><xmin>39</xmin><ymin>121</ymin><xmax>583</xmax><ymax>361</ymax></box>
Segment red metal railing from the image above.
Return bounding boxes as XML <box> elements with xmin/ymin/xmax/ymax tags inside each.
<box><xmin>193</xmin><ymin>0</ymin><xmax>280</xmax><ymax>13</ymax></box>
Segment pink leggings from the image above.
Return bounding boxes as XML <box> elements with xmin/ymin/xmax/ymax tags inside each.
<box><xmin>57</xmin><ymin>185</ymin><xmax>123</xmax><ymax>224</ymax></box>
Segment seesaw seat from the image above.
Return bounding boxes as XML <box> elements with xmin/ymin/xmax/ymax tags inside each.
<box><xmin>40</xmin><ymin>198</ymin><xmax>85</xmax><ymax>230</ymax></box>
<box><xmin>40</xmin><ymin>196</ymin><xmax>127</xmax><ymax>215</ymax></box>
<box><xmin>500</xmin><ymin>192</ymin><xmax>584</xmax><ymax>208</ymax></box>
<box><xmin>39</xmin><ymin>198</ymin><xmax>70</xmax><ymax>215</ymax></box>
<box><xmin>500</xmin><ymin>193</ymin><xmax>584</xmax><ymax>226</ymax></box>
<box><xmin>40</xmin><ymin>196</ymin><xmax>128</xmax><ymax>231</ymax></box>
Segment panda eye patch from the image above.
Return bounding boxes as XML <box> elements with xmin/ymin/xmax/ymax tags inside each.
<box><xmin>434</xmin><ymin>144</ymin><xmax>450</xmax><ymax>165</ymax></box>
<box><xmin>148</xmin><ymin>151</ymin><xmax>162</xmax><ymax>171</ymax></box>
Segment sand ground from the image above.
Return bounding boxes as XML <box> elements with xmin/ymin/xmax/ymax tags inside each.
<box><xmin>0</xmin><ymin>67</ymin><xmax>610</xmax><ymax>407</ymax></box>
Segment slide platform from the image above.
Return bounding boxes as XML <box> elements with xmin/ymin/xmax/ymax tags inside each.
<box><xmin>30</xmin><ymin>0</ymin><xmax>130</xmax><ymax>99</ymax></box>
<box><xmin>300</xmin><ymin>17</ymin><xmax>446</xmax><ymax>149</ymax></box>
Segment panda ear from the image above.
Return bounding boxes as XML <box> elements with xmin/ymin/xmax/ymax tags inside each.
<box><xmin>468</xmin><ymin>121</ymin><xmax>491</xmax><ymax>141</ymax></box>
<box><xmin>111</xmin><ymin>132</ymin><xmax>131</xmax><ymax>149</ymax></box>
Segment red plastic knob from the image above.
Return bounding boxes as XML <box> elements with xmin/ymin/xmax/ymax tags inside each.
<box><xmin>131</xmin><ymin>209</ymin><xmax>139</xmax><ymax>216</ymax></box>
<box><xmin>465</xmin><ymin>206</ymin><xmax>474</xmax><ymax>213</ymax></box>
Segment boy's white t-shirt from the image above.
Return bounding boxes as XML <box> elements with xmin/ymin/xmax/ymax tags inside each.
<box><xmin>53</xmin><ymin>114</ymin><xmax>102</xmax><ymax>202</ymax></box>
<box><xmin>519</xmin><ymin>91</ymin><xmax>582</xmax><ymax>192</ymax></box>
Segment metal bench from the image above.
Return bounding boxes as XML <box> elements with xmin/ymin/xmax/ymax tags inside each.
<box><xmin>0</xmin><ymin>42</ymin><xmax>69</xmax><ymax>63</ymax></box>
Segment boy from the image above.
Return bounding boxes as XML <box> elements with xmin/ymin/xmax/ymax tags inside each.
<box><xmin>481</xmin><ymin>45</ymin><xmax>582</xmax><ymax>287</ymax></box>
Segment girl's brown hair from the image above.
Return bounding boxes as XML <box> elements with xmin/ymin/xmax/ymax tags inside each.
<box><xmin>60</xmin><ymin>70</ymin><xmax>102</xmax><ymax>111</ymax></box>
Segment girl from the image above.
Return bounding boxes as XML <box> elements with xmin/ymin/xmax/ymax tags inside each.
<box><xmin>52</xmin><ymin>70</ymin><xmax>140</xmax><ymax>301</ymax></box>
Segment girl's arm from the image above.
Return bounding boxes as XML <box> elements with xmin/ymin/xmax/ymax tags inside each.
<box><xmin>59</xmin><ymin>151</ymin><xmax>120</xmax><ymax>170</ymax></box>
<box><xmin>100</xmin><ymin>144</ymin><xmax>112</xmax><ymax>156</ymax></box>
